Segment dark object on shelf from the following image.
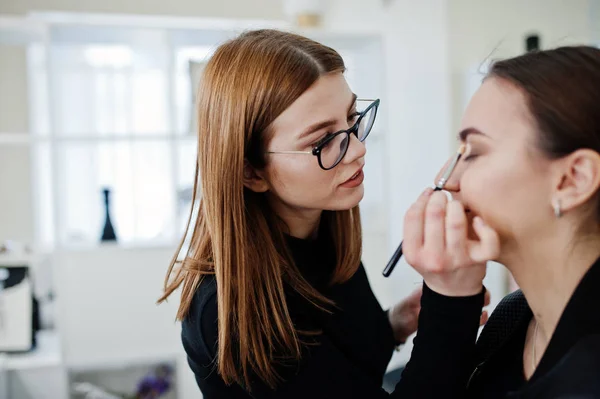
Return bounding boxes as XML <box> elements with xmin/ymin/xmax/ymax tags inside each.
<box><xmin>525</xmin><ymin>34</ymin><xmax>540</xmax><ymax>52</ymax></box>
<box><xmin>101</xmin><ymin>188</ymin><xmax>117</xmax><ymax>242</ymax></box>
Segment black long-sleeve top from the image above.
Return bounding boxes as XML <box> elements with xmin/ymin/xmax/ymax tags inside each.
<box><xmin>181</xmin><ymin>232</ymin><xmax>484</xmax><ymax>398</ymax></box>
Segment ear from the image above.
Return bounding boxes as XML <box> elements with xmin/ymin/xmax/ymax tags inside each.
<box><xmin>243</xmin><ymin>159</ymin><xmax>269</xmax><ymax>193</ymax></box>
<box><xmin>553</xmin><ymin>149</ymin><xmax>600</xmax><ymax>214</ymax></box>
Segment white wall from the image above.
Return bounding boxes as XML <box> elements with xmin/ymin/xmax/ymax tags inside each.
<box><xmin>0</xmin><ymin>44</ymin><xmax>28</xmax><ymax>132</ymax></box>
<box><xmin>592</xmin><ymin>0</ymin><xmax>600</xmax><ymax>44</ymax></box>
<box><xmin>448</xmin><ymin>0</ymin><xmax>594</xmax><ymax>134</ymax></box>
<box><xmin>0</xmin><ymin>44</ymin><xmax>33</xmax><ymax>244</ymax></box>
<box><xmin>0</xmin><ymin>146</ymin><xmax>33</xmax><ymax>243</ymax></box>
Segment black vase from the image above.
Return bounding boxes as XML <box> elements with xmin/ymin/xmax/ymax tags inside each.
<box><xmin>101</xmin><ymin>188</ymin><xmax>117</xmax><ymax>242</ymax></box>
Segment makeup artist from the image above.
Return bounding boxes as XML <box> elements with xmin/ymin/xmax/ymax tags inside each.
<box><xmin>159</xmin><ymin>29</ymin><xmax>498</xmax><ymax>398</ymax></box>
<box><xmin>428</xmin><ymin>46</ymin><xmax>600</xmax><ymax>398</ymax></box>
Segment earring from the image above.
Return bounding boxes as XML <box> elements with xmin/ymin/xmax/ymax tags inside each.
<box><xmin>553</xmin><ymin>199</ymin><xmax>563</xmax><ymax>218</ymax></box>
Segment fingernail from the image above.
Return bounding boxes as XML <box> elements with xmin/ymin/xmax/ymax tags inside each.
<box><xmin>424</xmin><ymin>188</ymin><xmax>434</xmax><ymax>196</ymax></box>
<box><xmin>474</xmin><ymin>217</ymin><xmax>484</xmax><ymax>226</ymax></box>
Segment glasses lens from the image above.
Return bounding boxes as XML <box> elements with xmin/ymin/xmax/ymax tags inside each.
<box><xmin>320</xmin><ymin>132</ymin><xmax>349</xmax><ymax>169</ymax></box>
<box><xmin>357</xmin><ymin>104</ymin><xmax>377</xmax><ymax>141</ymax></box>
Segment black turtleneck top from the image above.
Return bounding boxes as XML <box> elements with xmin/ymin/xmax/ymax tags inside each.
<box><xmin>181</xmin><ymin>232</ymin><xmax>484</xmax><ymax>398</ymax></box>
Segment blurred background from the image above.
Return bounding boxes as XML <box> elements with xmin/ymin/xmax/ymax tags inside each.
<box><xmin>0</xmin><ymin>0</ymin><xmax>598</xmax><ymax>397</ymax></box>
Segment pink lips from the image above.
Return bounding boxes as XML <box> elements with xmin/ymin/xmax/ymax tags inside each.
<box><xmin>340</xmin><ymin>168</ymin><xmax>364</xmax><ymax>188</ymax></box>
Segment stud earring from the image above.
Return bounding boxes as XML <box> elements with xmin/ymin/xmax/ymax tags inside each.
<box><xmin>553</xmin><ymin>199</ymin><xmax>563</xmax><ymax>218</ymax></box>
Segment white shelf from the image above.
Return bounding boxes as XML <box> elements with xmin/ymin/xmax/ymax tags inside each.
<box><xmin>1</xmin><ymin>330</ymin><xmax>62</xmax><ymax>371</ymax></box>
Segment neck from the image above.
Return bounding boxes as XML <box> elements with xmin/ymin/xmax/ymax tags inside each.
<box><xmin>503</xmin><ymin>231</ymin><xmax>600</xmax><ymax>342</ymax></box>
<box><xmin>268</xmin><ymin>198</ymin><xmax>322</xmax><ymax>240</ymax></box>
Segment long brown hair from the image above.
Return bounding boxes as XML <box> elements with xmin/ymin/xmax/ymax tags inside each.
<box><xmin>487</xmin><ymin>45</ymin><xmax>600</xmax><ymax>223</ymax></box>
<box><xmin>159</xmin><ymin>29</ymin><xmax>363</xmax><ymax>390</ymax></box>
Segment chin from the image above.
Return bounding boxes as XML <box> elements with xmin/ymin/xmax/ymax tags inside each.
<box><xmin>328</xmin><ymin>186</ymin><xmax>364</xmax><ymax>211</ymax></box>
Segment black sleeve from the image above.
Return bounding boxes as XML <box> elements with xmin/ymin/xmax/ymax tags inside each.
<box><xmin>184</xmin><ymin>282</ymin><xmax>483</xmax><ymax>399</ymax></box>
<box><xmin>394</xmin><ymin>283</ymin><xmax>485</xmax><ymax>397</ymax></box>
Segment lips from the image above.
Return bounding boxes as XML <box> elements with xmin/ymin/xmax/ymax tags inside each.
<box><xmin>340</xmin><ymin>167</ymin><xmax>365</xmax><ymax>188</ymax></box>
<box><xmin>343</xmin><ymin>167</ymin><xmax>363</xmax><ymax>184</ymax></box>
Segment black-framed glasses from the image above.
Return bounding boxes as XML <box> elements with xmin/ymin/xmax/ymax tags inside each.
<box><xmin>267</xmin><ymin>98</ymin><xmax>380</xmax><ymax>170</ymax></box>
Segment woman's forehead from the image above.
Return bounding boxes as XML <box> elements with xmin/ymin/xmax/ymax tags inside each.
<box><xmin>270</xmin><ymin>74</ymin><xmax>354</xmax><ymax>139</ymax></box>
<box><xmin>461</xmin><ymin>78</ymin><xmax>534</xmax><ymax>142</ymax></box>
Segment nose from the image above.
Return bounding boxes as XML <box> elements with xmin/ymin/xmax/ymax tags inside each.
<box><xmin>342</xmin><ymin>133</ymin><xmax>366</xmax><ymax>165</ymax></box>
<box><xmin>433</xmin><ymin>153</ymin><xmax>466</xmax><ymax>192</ymax></box>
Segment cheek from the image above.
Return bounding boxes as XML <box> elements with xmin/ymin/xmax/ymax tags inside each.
<box><xmin>461</xmin><ymin>157</ymin><xmax>549</xmax><ymax>240</ymax></box>
<box><xmin>461</xmin><ymin>166</ymin><xmax>504</xmax><ymax>226</ymax></box>
<box><xmin>267</xmin><ymin>158</ymin><xmax>333</xmax><ymax>202</ymax></box>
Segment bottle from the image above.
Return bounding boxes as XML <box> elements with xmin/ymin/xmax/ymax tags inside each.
<box><xmin>101</xmin><ymin>188</ymin><xmax>117</xmax><ymax>242</ymax></box>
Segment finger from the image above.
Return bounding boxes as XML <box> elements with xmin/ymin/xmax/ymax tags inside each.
<box><xmin>484</xmin><ymin>289</ymin><xmax>491</xmax><ymax>307</ymax></box>
<box><xmin>445</xmin><ymin>200</ymin><xmax>470</xmax><ymax>266</ymax></box>
<box><xmin>403</xmin><ymin>189</ymin><xmax>434</xmax><ymax>259</ymax></box>
<box><xmin>480</xmin><ymin>310</ymin><xmax>489</xmax><ymax>326</ymax></box>
<box><xmin>423</xmin><ymin>191</ymin><xmax>448</xmax><ymax>257</ymax></box>
<box><xmin>409</xmin><ymin>285</ymin><xmax>423</xmax><ymax>301</ymax></box>
<box><xmin>407</xmin><ymin>286</ymin><xmax>423</xmax><ymax>309</ymax></box>
<box><xmin>397</xmin><ymin>286</ymin><xmax>424</xmax><ymax>313</ymax></box>
<box><xmin>467</xmin><ymin>216</ymin><xmax>501</xmax><ymax>263</ymax></box>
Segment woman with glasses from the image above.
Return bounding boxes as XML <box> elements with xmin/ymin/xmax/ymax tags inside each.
<box><xmin>159</xmin><ymin>29</ymin><xmax>496</xmax><ymax>398</ymax></box>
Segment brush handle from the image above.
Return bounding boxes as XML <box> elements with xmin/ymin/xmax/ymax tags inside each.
<box><xmin>382</xmin><ymin>187</ymin><xmax>443</xmax><ymax>277</ymax></box>
<box><xmin>382</xmin><ymin>241</ymin><xmax>403</xmax><ymax>277</ymax></box>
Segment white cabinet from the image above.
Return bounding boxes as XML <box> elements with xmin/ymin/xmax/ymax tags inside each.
<box><xmin>2</xmin><ymin>331</ymin><xmax>68</xmax><ymax>399</ymax></box>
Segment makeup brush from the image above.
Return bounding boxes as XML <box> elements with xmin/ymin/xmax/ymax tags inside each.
<box><xmin>382</xmin><ymin>144</ymin><xmax>467</xmax><ymax>277</ymax></box>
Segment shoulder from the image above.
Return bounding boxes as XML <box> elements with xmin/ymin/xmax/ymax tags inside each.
<box><xmin>522</xmin><ymin>334</ymin><xmax>600</xmax><ymax>397</ymax></box>
<box><xmin>475</xmin><ymin>289</ymin><xmax>530</xmax><ymax>362</ymax></box>
<box><xmin>181</xmin><ymin>275</ymin><xmax>219</xmax><ymax>361</ymax></box>
<box><xmin>485</xmin><ymin>289</ymin><xmax>529</xmax><ymax>327</ymax></box>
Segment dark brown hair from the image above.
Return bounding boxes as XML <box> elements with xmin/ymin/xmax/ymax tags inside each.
<box><xmin>158</xmin><ymin>29</ymin><xmax>363</xmax><ymax>390</ymax></box>
<box><xmin>488</xmin><ymin>45</ymin><xmax>600</xmax><ymax>221</ymax></box>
